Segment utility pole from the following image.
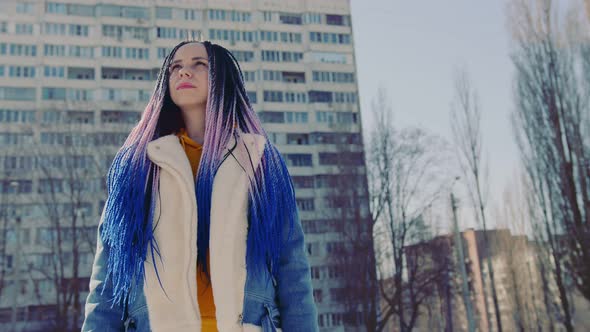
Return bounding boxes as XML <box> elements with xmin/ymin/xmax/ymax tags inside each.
<box><xmin>9</xmin><ymin>181</ymin><xmax>21</xmax><ymax>332</ymax></box>
<box><xmin>10</xmin><ymin>216</ymin><xmax>21</xmax><ymax>332</ymax></box>
<box><xmin>451</xmin><ymin>193</ymin><xmax>476</xmax><ymax>332</ymax></box>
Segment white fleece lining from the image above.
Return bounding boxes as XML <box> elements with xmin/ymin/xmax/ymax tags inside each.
<box><xmin>145</xmin><ymin>134</ymin><xmax>266</xmax><ymax>332</ymax></box>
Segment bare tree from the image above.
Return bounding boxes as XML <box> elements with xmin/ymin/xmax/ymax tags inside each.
<box><xmin>368</xmin><ymin>88</ymin><xmax>453</xmax><ymax>331</ymax></box>
<box><xmin>450</xmin><ymin>66</ymin><xmax>503</xmax><ymax>332</ymax></box>
<box><xmin>496</xmin><ymin>179</ymin><xmax>548</xmax><ymax>332</ymax></box>
<box><xmin>28</xmin><ymin>122</ymin><xmax>106</xmax><ymax>331</ymax></box>
<box><xmin>508</xmin><ymin>0</ymin><xmax>590</xmax><ymax>330</ymax></box>
<box><xmin>315</xmin><ymin>117</ymin><xmax>380</xmax><ymax>330</ymax></box>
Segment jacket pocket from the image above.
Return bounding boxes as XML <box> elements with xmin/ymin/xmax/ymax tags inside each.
<box><xmin>262</xmin><ymin>303</ymin><xmax>281</xmax><ymax>332</ymax></box>
<box><xmin>124</xmin><ymin>304</ymin><xmax>149</xmax><ymax>332</ymax></box>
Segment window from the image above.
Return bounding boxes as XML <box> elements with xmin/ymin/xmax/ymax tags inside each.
<box><xmin>0</xmin><ymin>87</ymin><xmax>36</xmax><ymax>101</ymax></box>
<box><xmin>99</xmin><ymin>5</ymin><xmax>148</xmax><ymax>19</ymax></box>
<box><xmin>259</xmin><ymin>111</ymin><xmax>285</xmax><ymax>124</ymax></box>
<box><xmin>69</xmin><ymin>24</ymin><xmax>89</xmax><ymax>36</ymax></box>
<box><xmin>286</xmin><ymin>154</ymin><xmax>312</xmax><ymax>167</ymax></box>
<box><xmin>285</xmin><ymin>92</ymin><xmax>307</xmax><ymax>104</ymax></box>
<box><xmin>310</xmin><ymin>32</ymin><xmax>351</xmax><ymax>45</ymax></box>
<box><xmin>287</xmin><ymin>133</ymin><xmax>309</xmax><ymax>145</ymax></box>
<box><xmin>306</xmin><ymin>242</ymin><xmax>319</xmax><ymax>256</ymax></box>
<box><xmin>281</xmin><ymin>51</ymin><xmax>303</xmax><ymax>62</ymax></box>
<box><xmin>334</xmin><ymin>92</ymin><xmax>357</xmax><ymax>103</ymax></box>
<box><xmin>178</xmin><ymin>29</ymin><xmax>200</xmax><ymax>40</ymax></box>
<box><xmin>243</xmin><ymin>71</ymin><xmax>256</xmax><ymax>82</ymax></box>
<box><xmin>326</xmin><ymin>14</ymin><xmax>346</xmax><ymax>26</ymax></box>
<box><xmin>337</xmin><ymin>112</ymin><xmax>358</xmax><ymax>124</ymax></box>
<box><xmin>101</xmin><ymin>110</ymin><xmax>140</xmax><ymax>124</ymax></box>
<box><xmin>246</xmin><ymin>91</ymin><xmax>257</xmax><ymax>104</ymax></box>
<box><xmin>313</xmin><ymin>289</ymin><xmax>323</xmax><ymax>303</ymax></box>
<box><xmin>42</xmin><ymin>87</ymin><xmax>66</xmax><ymax>101</ymax></box>
<box><xmin>157</xmin><ymin>47</ymin><xmax>171</xmax><ymax>59</ymax></box>
<box><xmin>292</xmin><ymin>176</ymin><xmax>314</xmax><ymax>188</ymax></box>
<box><xmin>102</xmin><ymin>46</ymin><xmax>123</xmax><ymax>58</ymax></box>
<box><xmin>68</xmin><ymin>4</ymin><xmax>95</xmax><ymax>16</ymax></box>
<box><xmin>69</xmin><ymin>46</ymin><xmax>94</xmax><ymax>58</ymax></box>
<box><xmin>156</xmin><ymin>7</ymin><xmax>172</xmax><ymax>19</ymax></box>
<box><xmin>230</xmin><ymin>50</ymin><xmax>254</xmax><ymax>62</ymax></box>
<box><xmin>46</xmin><ymin>2</ymin><xmax>94</xmax><ymax>16</ymax></box>
<box><xmin>279</xmin><ymin>13</ymin><xmax>302</xmax><ymax>25</ymax></box>
<box><xmin>209</xmin><ymin>29</ymin><xmax>254</xmax><ymax>42</ymax></box>
<box><xmin>285</xmin><ymin>112</ymin><xmax>308</xmax><ymax>123</ymax></box>
<box><xmin>259</xmin><ymin>30</ymin><xmax>278</xmax><ymax>42</ymax></box>
<box><xmin>310</xmin><ymin>51</ymin><xmax>348</xmax><ymax>64</ymax></box>
<box><xmin>263</xmin><ymin>90</ymin><xmax>283</xmax><ymax>103</ymax></box>
<box><xmin>157</xmin><ymin>26</ymin><xmax>177</xmax><ymax>39</ymax></box>
<box><xmin>125</xmin><ymin>47</ymin><xmax>149</xmax><ymax>60</ymax></box>
<box><xmin>326</xmin><ymin>242</ymin><xmax>345</xmax><ymax>254</ymax></box>
<box><xmin>312</xmin><ymin>71</ymin><xmax>354</xmax><ymax>83</ymax></box>
<box><xmin>102</xmin><ymin>25</ymin><xmax>122</xmax><ymax>38</ymax></box>
<box><xmin>9</xmin><ymin>43</ymin><xmax>37</xmax><ymax>56</ymax></box>
<box><xmin>261</xmin><ymin>50</ymin><xmax>280</xmax><ymax>62</ymax></box>
<box><xmin>15</xmin><ymin>23</ymin><xmax>34</xmax><ymax>35</ymax></box>
<box><xmin>16</xmin><ymin>2</ymin><xmax>35</xmax><ymax>14</ymax></box>
<box><xmin>0</xmin><ymin>180</ymin><xmax>32</xmax><ymax>194</ymax></box>
<box><xmin>319</xmin><ymin>152</ymin><xmax>364</xmax><ymax>166</ymax></box>
<box><xmin>44</xmin><ymin>66</ymin><xmax>65</xmax><ymax>78</ymax></box>
<box><xmin>308</xmin><ymin>91</ymin><xmax>333</xmax><ymax>103</ymax></box>
<box><xmin>207</xmin><ymin>9</ymin><xmax>248</xmax><ymax>22</ymax></box>
<box><xmin>67</xmin><ymin>89</ymin><xmax>93</xmax><ymax>101</ymax></box>
<box><xmin>316</xmin><ymin>111</ymin><xmax>333</xmax><ymax>124</ymax></box>
<box><xmin>9</xmin><ymin>66</ymin><xmax>35</xmax><ymax>78</ymax></box>
<box><xmin>44</xmin><ymin>23</ymin><xmax>66</xmax><ymax>35</ymax></box>
<box><xmin>0</xmin><ymin>109</ymin><xmax>35</xmax><ymax>123</ymax></box>
<box><xmin>280</xmin><ymin>32</ymin><xmax>302</xmax><ymax>43</ymax></box>
<box><xmin>46</xmin><ymin>2</ymin><xmax>67</xmax><ymax>14</ymax></box>
<box><xmin>38</xmin><ymin>178</ymin><xmax>64</xmax><ymax>194</ymax></box>
<box><xmin>44</xmin><ymin>44</ymin><xmax>65</xmax><ymax>57</ymax></box>
<box><xmin>41</xmin><ymin>111</ymin><xmax>61</xmax><ymax>124</ymax></box>
<box><xmin>297</xmin><ymin>198</ymin><xmax>315</xmax><ymax>211</ymax></box>
<box><xmin>304</xmin><ymin>13</ymin><xmax>322</xmax><ymax>24</ymax></box>
<box><xmin>259</xmin><ymin>31</ymin><xmax>302</xmax><ymax>44</ymax></box>
<box><xmin>261</xmin><ymin>50</ymin><xmax>302</xmax><ymax>63</ymax></box>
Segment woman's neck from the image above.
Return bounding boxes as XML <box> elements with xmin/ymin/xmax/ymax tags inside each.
<box><xmin>180</xmin><ymin>105</ymin><xmax>206</xmax><ymax>145</ymax></box>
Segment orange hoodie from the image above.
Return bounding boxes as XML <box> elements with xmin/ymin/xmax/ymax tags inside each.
<box><xmin>177</xmin><ymin>128</ymin><xmax>217</xmax><ymax>332</ymax></box>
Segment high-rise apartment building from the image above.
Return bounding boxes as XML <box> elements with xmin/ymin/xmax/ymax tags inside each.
<box><xmin>0</xmin><ymin>0</ymin><xmax>372</xmax><ymax>330</ymax></box>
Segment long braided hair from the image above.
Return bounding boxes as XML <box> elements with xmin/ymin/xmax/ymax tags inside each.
<box><xmin>99</xmin><ymin>40</ymin><xmax>297</xmax><ymax>313</ymax></box>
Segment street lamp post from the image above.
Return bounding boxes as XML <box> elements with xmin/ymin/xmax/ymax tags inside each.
<box><xmin>450</xmin><ymin>177</ymin><xmax>476</xmax><ymax>332</ymax></box>
<box><xmin>9</xmin><ymin>181</ymin><xmax>21</xmax><ymax>332</ymax></box>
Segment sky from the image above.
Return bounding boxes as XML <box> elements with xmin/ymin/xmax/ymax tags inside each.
<box><xmin>350</xmin><ymin>0</ymin><xmax>523</xmax><ymax>230</ymax></box>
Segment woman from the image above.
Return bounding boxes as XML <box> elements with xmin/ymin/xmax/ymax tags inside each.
<box><xmin>82</xmin><ymin>40</ymin><xmax>318</xmax><ymax>331</ymax></box>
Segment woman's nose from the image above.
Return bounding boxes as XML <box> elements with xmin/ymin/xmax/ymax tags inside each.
<box><xmin>179</xmin><ymin>67</ymin><xmax>192</xmax><ymax>78</ymax></box>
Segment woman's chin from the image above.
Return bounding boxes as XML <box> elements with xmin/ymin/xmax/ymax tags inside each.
<box><xmin>175</xmin><ymin>99</ymin><xmax>206</xmax><ymax>109</ymax></box>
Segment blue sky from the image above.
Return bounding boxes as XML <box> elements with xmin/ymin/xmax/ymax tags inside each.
<box><xmin>351</xmin><ymin>0</ymin><xmax>520</xmax><ymax>229</ymax></box>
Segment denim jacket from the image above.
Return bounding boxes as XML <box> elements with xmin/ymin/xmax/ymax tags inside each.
<box><xmin>82</xmin><ymin>134</ymin><xmax>318</xmax><ymax>332</ymax></box>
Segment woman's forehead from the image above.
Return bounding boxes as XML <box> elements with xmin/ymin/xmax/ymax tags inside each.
<box><xmin>172</xmin><ymin>42</ymin><xmax>208</xmax><ymax>61</ymax></box>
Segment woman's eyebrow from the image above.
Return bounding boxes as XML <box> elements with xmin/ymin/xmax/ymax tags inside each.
<box><xmin>170</xmin><ymin>56</ymin><xmax>207</xmax><ymax>65</ymax></box>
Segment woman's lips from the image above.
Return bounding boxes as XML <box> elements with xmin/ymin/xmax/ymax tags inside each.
<box><xmin>176</xmin><ymin>83</ymin><xmax>196</xmax><ymax>90</ymax></box>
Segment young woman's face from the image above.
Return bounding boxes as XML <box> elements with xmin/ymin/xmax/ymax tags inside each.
<box><xmin>168</xmin><ymin>42</ymin><xmax>209</xmax><ymax>109</ymax></box>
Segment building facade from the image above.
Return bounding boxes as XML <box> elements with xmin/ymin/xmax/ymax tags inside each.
<box><xmin>0</xmin><ymin>0</ymin><xmax>372</xmax><ymax>330</ymax></box>
<box><xmin>379</xmin><ymin>228</ymin><xmax>588</xmax><ymax>332</ymax></box>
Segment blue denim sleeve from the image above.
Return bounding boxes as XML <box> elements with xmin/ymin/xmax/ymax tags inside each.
<box><xmin>81</xmin><ymin>217</ymin><xmax>125</xmax><ymax>331</ymax></box>
<box><xmin>276</xmin><ymin>214</ymin><xmax>319</xmax><ymax>332</ymax></box>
